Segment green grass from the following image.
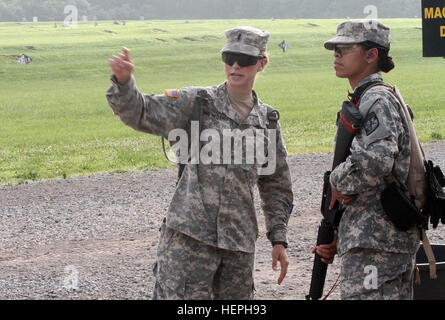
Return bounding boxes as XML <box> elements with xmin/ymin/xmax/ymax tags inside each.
<box><xmin>1</xmin><ymin>19</ymin><xmax>444</xmax><ymax>185</ymax></box>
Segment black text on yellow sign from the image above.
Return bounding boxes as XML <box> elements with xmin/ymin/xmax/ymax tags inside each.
<box><xmin>424</xmin><ymin>7</ymin><xmax>445</xmax><ymax>19</ymax></box>
<box><xmin>424</xmin><ymin>7</ymin><xmax>445</xmax><ymax>37</ymax></box>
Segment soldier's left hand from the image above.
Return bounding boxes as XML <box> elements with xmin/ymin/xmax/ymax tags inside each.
<box><xmin>272</xmin><ymin>244</ymin><xmax>289</xmax><ymax>285</ymax></box>
<box><xmin>329</xmin><ymin>185</ymin><xmax>354</xmax><ymax>209</ymax></box>
<box><xmin>312</xmin><ymin>230</ymin><xmax>338</xmax><ymax>264</ymax></box>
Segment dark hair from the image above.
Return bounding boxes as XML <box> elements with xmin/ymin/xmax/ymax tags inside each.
<box><xmin>361</xmin><ymin>41</ymin><xmax>395</xmax><ymax>73</ymax></box>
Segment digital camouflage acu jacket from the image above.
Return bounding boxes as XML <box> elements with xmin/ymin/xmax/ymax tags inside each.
<box><xmin>330</xmin><ymin>73</ymin><xmax>419</xmax><ymax>256</ymax></box>
<box><xmin>106</xmin><ymin>75</ymin><xmax>294</xmax><ymax>253</ymax></box>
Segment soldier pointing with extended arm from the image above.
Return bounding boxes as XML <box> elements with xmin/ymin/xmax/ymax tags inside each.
<box><xmin>106</xmin><ymin>27</ymin><xmax>294</xmax><ymax>300</ymax></box>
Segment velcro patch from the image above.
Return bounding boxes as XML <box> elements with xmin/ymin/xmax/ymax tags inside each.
<box><xmin>363</xmin><ymin>112</ymin><xmax>379</xmax><ymax>136</ymax></box>
<box><xmin>165</xmin><ymin>89</ymin><xmax>179</xmax><ymax>98</ymax></box>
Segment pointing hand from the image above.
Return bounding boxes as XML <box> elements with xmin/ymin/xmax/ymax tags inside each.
<box><xmin>108</xmin><ymin>47</ymin><xmax>134</xmax><ymax>85</ymax></box>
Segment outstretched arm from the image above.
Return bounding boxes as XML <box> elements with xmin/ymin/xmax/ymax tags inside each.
<box><xmin>106</xmin><ymin>47</ymin><xmax>197</xmax><ymax>138</ymax></box>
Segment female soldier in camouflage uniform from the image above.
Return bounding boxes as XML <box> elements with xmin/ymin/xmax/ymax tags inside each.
<box><xmin>314</xmin><ymin>20</ymin><xmax>419</xmax><ymax>300</ymax></box>
<box><xmin>106</xmin><ymin>26</ymin><xmax>294</xmax><ymax>300</ymax></box>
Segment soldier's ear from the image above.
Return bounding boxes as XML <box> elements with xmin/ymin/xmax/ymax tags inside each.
<box><xmin>366</xmin><ymin>48</ymin><xmax>379</xmax><ymax>63</ymax></box>
<box><xmin>257</xmin><ymin>56</ymin><xmax>268</xmax><ymax>72</ymax></box>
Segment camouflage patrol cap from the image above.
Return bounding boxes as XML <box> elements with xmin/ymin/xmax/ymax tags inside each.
<box><xmin>324</xmin><ymin>20</ymin><xmax>390</xmax><ymax>50</ymax></box>
<box><xmin>221</xmin><ymin>26</ymin><xmax>270</xmax><ymax>57</ymax></box>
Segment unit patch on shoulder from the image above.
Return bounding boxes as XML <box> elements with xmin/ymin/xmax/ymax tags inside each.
<box><xmin>363</xmin><ymin>112</ymin><xmax>379</xmax><ymax>136</ymax></box>
<box><xmin>165</xmin><ymin>88</ymin><xmax>179</xmax><ymax>98</ymax></box>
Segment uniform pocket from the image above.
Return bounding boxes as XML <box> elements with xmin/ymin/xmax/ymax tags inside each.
<box><xmin>157</xmin><ymin>221</ymin><xmax>178</xmax><ymax>256</ymax></box>
<box><xmin>159</xmin><ymin>271</ymin><xmax>186</xmax><ymax>297</ymax></box>
<box><xmin>154</xmin><ymin>225</ymin><xmax>187</xmax><ymax>299</ymax></box>
<box><xmin>154</xmin><ymin>261</ymin><xmax>186</xmax><ymax>299</ymax></box>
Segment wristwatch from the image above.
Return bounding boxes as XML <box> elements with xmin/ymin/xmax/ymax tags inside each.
<box><xmin>272</xmin><ymin>241</ymin><xmax>288</xmax><ymax>249</ymax></box>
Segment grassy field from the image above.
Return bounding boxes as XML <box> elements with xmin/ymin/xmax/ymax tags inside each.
<box><xmin>0</xmin><ymin>19</ymin><xmax>444</xmax><ymax>185</ymax></box>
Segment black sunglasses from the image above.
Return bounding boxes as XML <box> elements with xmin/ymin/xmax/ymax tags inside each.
<box><xmin>334</xmin><ymin>44</ymin><xmax>359</xmax><ymax>57</ymax></box>
<box><xmin>222</xmin><ymin>52</ymin><xmax>265</xmax><ymax>67</ymax></box>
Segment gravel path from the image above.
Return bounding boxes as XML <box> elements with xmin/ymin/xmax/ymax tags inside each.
<box><xmin>1</xmin><ymin>142</ymin><xmax>444</xmax><ymax>300</ymax></box>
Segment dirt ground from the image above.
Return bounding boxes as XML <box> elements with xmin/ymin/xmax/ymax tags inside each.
<box><xmin>1</xmin><ymin>143</ymin><xmax>444</xmax><ymax>300</ymax></box>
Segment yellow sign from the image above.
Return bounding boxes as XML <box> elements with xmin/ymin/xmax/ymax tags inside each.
<box><xmin>424</xmin><ymin>6</ymin><xmax>445</xmax><ymax>37</ymax></box>
<box><xmin>422</xmin><ymin>0</ymin><xmax>445</xmax><ymax>56</ymax></box>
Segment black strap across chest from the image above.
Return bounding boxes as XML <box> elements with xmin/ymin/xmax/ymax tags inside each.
<box><xmin>348</xmin><ymin>80</ymin><xmax>384</xmax><ymax>107</ymax></box>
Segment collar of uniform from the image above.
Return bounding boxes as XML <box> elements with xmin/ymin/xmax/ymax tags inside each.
<box><xmin>354</xmin><ymin>73</ymin><xmax>383</xmax><ymax>91</ymax></box>
<box><xmin>215</xmin><ymin>82</ymin><xmax>242</xmax><ymax>124</ymax></box>
<box><xmin>241</xmin><ymin>90</ymin><xmax>268</xmax><ymax>128</ymax></box>
<box><xmin>216</xmin><ymin>82</ymin><xmax>263</xmax><ymax>127</ymax></box>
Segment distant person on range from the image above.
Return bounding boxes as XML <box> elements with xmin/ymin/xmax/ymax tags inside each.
<box><xmin>106</xmin><ymin>26</ymin><xmax>294</xmax><ymax>300</ymax></box>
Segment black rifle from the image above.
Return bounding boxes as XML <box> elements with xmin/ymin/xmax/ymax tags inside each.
<box><xmin>306</xmin><ymin>80</ymin><xmax>384</xmax><ymax>300</ymax></box>
<box><xmin>305</xmin><ymin>100</ymin><xmax>363</xmax><ymax>300</ymax></box>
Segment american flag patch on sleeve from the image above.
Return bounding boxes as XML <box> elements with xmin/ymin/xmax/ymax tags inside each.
<box><xmin>164</xmin><ymin>88</ymin><xmax>179</xmax><ymax>98</ymax></box>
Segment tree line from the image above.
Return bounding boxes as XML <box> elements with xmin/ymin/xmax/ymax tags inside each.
<box><xmin>0</xmin><ymin>0</ymin><xmax>422</xmax><ymax>22</ymax></box>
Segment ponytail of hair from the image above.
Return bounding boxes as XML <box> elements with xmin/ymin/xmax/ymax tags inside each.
<box><xmin>362</xmin><ymin>41</ymin><xmax>395</xmax><ymax>73</ymax></box>
<box><xmin>377</xmin><ymin>50</ymin><xmax>395</xmax><ymax>73</ymax></box>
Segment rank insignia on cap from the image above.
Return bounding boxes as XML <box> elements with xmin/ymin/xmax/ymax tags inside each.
<box><xmin>165</xmin><ymin>88</ymin><xmax>179</xmax><ymax>98</ymax></box>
